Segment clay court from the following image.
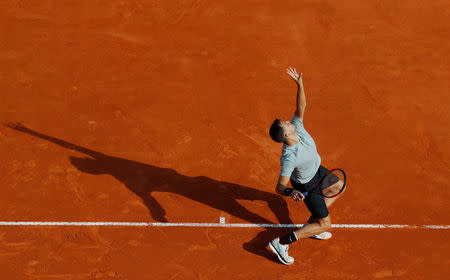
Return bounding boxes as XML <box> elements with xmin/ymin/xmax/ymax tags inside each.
<box><xmin>1</xmin><ymin>0</ymin><xmax>449</xmax><ymax>279</ymax></box>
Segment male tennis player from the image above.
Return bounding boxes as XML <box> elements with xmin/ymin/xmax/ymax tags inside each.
<box><xmin>267</xmin><ymin>67</ymin><xmax>344</xmax><ymax>265</ymax></box>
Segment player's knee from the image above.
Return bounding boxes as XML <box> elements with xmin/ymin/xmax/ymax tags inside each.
<box><xmin>318</xmin><ymin>216</ymin><xmax>331</xmax><ymax>230</ymax></box>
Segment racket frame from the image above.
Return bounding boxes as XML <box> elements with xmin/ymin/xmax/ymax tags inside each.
<box><xmin>302</xmin><ymin>168</ymin><xmax>347</xmax><ymax>198</ymax></box>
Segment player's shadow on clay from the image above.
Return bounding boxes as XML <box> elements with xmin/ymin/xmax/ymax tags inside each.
<box><xmin>6</xmin><ymin>123</ymin><xmax>293</xmax><ymax>263</ymax></box>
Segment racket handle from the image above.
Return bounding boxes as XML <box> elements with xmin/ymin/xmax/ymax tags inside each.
<box><xmin>302</xmin><ymin>192</ymin><xmax>309</xmax><ymax>197</ymax></box>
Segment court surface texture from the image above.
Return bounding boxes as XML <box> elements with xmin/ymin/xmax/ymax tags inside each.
<box><xmin>0</xmin><ymin>1</ymin><xmax>449</xmax><ymax>279</ymax></box>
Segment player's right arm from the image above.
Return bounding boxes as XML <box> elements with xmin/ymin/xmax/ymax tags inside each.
<box><xmin>286</xmin><ymin>67</ymin><xmax>306</xmax><ymax>119</ymax></box>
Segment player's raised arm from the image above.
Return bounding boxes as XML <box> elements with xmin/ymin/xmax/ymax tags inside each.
<box><xmin>286</xmin><ymin>67</ymin><xmax>306</xmax><ymax>119</ymax></box>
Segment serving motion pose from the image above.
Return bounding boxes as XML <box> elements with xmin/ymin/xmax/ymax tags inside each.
<box><xmin>268</xmin><ymin>67</ymin><xmax>345</xmax><ymax>265</ymax></box>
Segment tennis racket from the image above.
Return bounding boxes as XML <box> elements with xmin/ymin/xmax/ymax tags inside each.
<box><xmin>301</xmin><ymin>168</ymin><xmax>347</xmax><ymax>198</ymax></box>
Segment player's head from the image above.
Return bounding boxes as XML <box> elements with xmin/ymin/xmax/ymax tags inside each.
<box><xmin>269</xmin><ymin>119</ymin><xmax>295</xmax><ymax>143</ymax></box>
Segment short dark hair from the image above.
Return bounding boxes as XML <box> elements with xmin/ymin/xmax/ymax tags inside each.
<box><xmin>269</xmin><ymin>119</ymin><xmax>284</xmax><ymax>143</ymax></box>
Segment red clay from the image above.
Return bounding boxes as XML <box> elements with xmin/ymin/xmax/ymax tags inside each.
<box><xmin>0</xmin><ymin>0</ymin><xmax>449</xmax><ymax>279</ymax></box>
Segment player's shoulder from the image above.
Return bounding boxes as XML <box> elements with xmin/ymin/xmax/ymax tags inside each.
<box><xmin>291</xmin><ymin>113</ymin><xmax>304</xmax><ymax>126</ymax></box>
<box><xmin>281</xmin><ymin>146</ymin><xmax>297</xmax><ymax>161</ymax></box>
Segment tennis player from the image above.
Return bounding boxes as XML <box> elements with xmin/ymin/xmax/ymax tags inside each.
<box><xmin>267</xmin><ymin>67</ymin><xmax>344</xmax><ymax>265</ymax></box>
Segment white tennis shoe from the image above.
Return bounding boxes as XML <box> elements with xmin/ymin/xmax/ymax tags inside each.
<box><xmin>310</xmin><ymin>231</ymin><xmax>332</xmax><ymax>240</ymax></box>
<box><xmin>268</xmin><ymin>238</ymin><xmax>295</xmax><ymax>265</ymax></box>
<box><xmin>303</xmin><ymin>223</ymin><xmax>333</xmax><ymax>240</ymax></box>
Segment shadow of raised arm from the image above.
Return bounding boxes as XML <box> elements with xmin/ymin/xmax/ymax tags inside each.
<box><xmin>5</xmin><ymin>122</ymin><xmax>106</xmax><ymax>159</ymax></box>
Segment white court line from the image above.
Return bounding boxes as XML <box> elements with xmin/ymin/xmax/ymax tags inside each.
<box><xmin>0</xmin><ymin>221</ymin><xmax>448</xmax><ymax>229</ymax></box>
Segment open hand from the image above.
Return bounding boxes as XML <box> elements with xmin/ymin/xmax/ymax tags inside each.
<box><xmin>286</xmin><ymin>67</ymin><xmax>303</xmax><ymax>85</ymax></box>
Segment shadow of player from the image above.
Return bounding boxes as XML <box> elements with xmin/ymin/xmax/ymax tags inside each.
<box><xmin>6</xmin><ymin>122</ymin><xmax>294</xmax><ymax>263</ymax></box>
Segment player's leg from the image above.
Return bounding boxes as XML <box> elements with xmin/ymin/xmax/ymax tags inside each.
<box><xmin>279</xmin><ymin>193</ymin><xmax>330</xmax><ymax>242</ymax></box>
<box><xmin>269</xmin><ymin>214</ymin><xmax>331</xmax><ymax>265</ymax></box>
<box><xmin>295</xmin><ymin>215</ymin><xmax>331</xmax><ymax>239</ymax></box>
<box><xmin>269</xmin><ymin>167</ymin><xmax>341</xmax><ymax>264</ymax></box>
<box><xmin>301</xmin><ymin>180</ymin><xmax>345</xmax><ymax>239</ymax></box>
<box><xmin>268</xmin><ymin>185</ymin><xmax>328</xmax><ymax>265</ymax></box>
<box><xmin>323</xmin><ymin>179</ymin><xmax>345</xmax><ymax>208</ymax></box>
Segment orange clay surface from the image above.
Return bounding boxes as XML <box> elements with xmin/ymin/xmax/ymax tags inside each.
<box><xmin>0</xmin><ymin>0</ymin><xmax>449</xmax><ymax>279</ymax></box>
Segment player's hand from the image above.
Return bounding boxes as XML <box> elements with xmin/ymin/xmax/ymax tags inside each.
<box><xmin>291</xmin><ymin>190</ymin><xmax>305</xmax><ymax>202</ymax></box>
<box><xmin>286</xmin><ymin>67</ymin><xmax>303</xmax><ymax>85</ymax></box>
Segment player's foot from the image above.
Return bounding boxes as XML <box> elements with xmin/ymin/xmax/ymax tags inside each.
<box><xmin>268</xmin><ymin>238</ymin><xmax>295</xmax><ymax>265</ymax></box>
<box><xmin>310</xmin><ymin>231</ymin><xmax>332</xmax><ymax>240</ymax></box>
<box><xmin>303</xmin><ymin>223</ymin><xmax>332</xmax><ymax>240</ymax></box>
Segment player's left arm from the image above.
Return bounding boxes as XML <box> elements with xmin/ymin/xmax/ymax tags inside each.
<box><xmin>275</xmin><ymin>175</ymin><xmax>305</xmax><ymax>201</ymax></box>
<box><xmin>286</xmin><ymin>67</ymin><xmax>306</xmax><ymax>119</ymax></box>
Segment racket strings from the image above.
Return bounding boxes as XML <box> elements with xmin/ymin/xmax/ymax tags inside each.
<box><xmin>320</xmin><ymin>171</ymin><xmax>346</xmax><ymax>198</ymax></box>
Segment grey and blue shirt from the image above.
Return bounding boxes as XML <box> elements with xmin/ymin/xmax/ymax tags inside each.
<box><xmin>280</xmin><ymin>114</ymin><xmax>321</xmax><ymax>184</ymax></box>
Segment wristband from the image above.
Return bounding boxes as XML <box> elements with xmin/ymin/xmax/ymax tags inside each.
<box><xmin>284</xmin><ymin>188</ymin><xmax>294</xmax><ymax>197</ymax></box>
